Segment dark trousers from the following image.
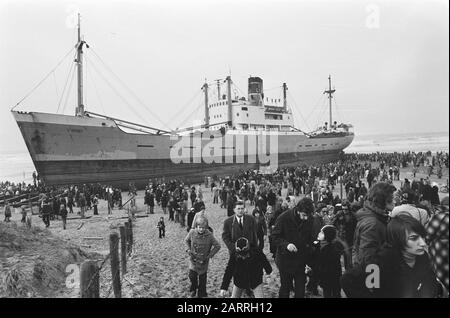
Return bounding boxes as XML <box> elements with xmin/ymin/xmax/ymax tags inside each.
<box><xmin>257</xmin><ymin>233</ymin><xmax>264</xmax><ymax>251</ymax></box>
<box><xmin>179</xmin><ymin>212</ymin><xmax>186</xmax><ymax>227</ymax></box>
<box><xmin>279</xmin><ymin>270</ymin><xmax>306</xmax><ymax>298</ymax></box>
<box><xmin>322</xmin><ymin>281</ymin><xmax>341</xmax><ymax>298</ymax></box>
<box><xmin>220</xmin><ymin>254</ymin><xmax>236</xmax><ymax>290</ymax></box>
<box><xmin>189</xmin><ymin>270</ymin><xmax>207</xmax><ymax>297</ymax></box>
<box><xmin>159</xmin><ymin>227</ymin><xmax>165</xmax><ymax>238</ymax></box>
<box><xmin>93</xmin><ymin>205</ymin><xmax>98</xmax><ymax>215</ymax></box>
<box><xmin>169</xmin><ymin>208</ymin><xmax>174</xmax><ymax>221</ymax></box>
<box><xmin>62</xmin><ymin>216</ymin><xmax>67</xmax><ymax>229</ymax></box>
<box><xmin>269</xmin><ymin>236</ymin><xmax>276</xmax><ymax>257</ymax></box>
<box><xmin>42</xmin><ymin>214</ymin><xmax>50</xmax><ymax>227</ymax></box>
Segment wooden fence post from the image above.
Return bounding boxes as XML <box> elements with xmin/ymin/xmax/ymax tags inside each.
<box><xmin>109</xmin><ymin>232</ymin><xmax>121</xmax><ymax>298</ymax></box>
<box><xmin>125</xmin><ymin>221</ymin><xmax>133</xmax><ymax>255</ymax></box>
<box><xmin>128</xmin><ymin>218</ymin><xmax>133</xmax><ymax>252</ymax></box>
<box><xmin>80</xmin><ymin>260</ymin><xmax>100</xmax><ymax>298</ymax></box>
<box><xmin>119</xmin><ymin>225</ymin><xmax>127</xmax><ymax>274</ymax></box>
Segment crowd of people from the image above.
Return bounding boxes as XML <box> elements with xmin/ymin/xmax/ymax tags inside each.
<box><xmin>1</xmin><ymin>151</ymin><xmax>449</xmax><ymax>298</ymax></box>
<box><xmin>138</xmin><ymin>151</ymin><xmax>449</xmax><ymax>298</ymax></box>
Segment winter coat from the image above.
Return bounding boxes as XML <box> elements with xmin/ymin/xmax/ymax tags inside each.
<box><xmin>342</xmin><ymin>245</ymin><xmax>438</xmax><ymax>298</ymax></box>
<box><xmin>222</xmin><ymin>214</ymin><xmax>258</xmax><ymax>253</ymax></box>
<box><xmin>4</xmin><ymin>204</ymin><xmax>12</xmax><ymax>217</ymax></box>
<box><xmin>185</xmin><ymin>229</ymin><xmax>221</xmax><ymax>275</ymax></box>
<box><xmin>233</xmin><ymin>248</ymin><xmax>272</xmax><ymax>289</ymax></box>
<box><xmin>157</xmin><ymin>220</ymin><xmax>165</xmax><ymax>229</ymax></box>
<box><xmin>352</xmin><ymin>201</ymin><xmax>389</xmax><ymax>268</ymax></box>
<box><xmin>254</xmin><ymin>214</ymin><xmax>267</xmax><ymax>236</ymax></box>
<box><xmin>271</xmin><ymin>209</ymin><xmax>315</xmax><ymax>273</ymax></box>
<box><xmin>316</xmin><ymin>241</ymin><xmax>344</xmax><ymax>289</ymax></box>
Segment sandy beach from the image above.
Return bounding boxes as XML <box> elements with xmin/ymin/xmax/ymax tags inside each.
<box><xmin>1</xmin><ymin>161</ymin><xmax>448</xmax><ymax>298</ymax></box>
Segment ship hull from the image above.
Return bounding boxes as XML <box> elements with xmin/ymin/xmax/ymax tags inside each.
<box><xmin>12</xmin><ymin>111</ymin><xmax>354</xmax><ymax>188</ymax></box>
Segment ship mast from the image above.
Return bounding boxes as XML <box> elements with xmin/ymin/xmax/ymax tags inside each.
<box><xmin>75</xmin><ymin>13</ymin><xmax>88</xmax><ymax>117</ymax></box>
<box><xmin>323</xmin><ymin>75</ymin><xmax>335</xmax><ymax>130</ymax></box>
<box><xmin>203</xmin><ymin>81</ymin><xmax>209</xmax><ymax>127</ymax></box>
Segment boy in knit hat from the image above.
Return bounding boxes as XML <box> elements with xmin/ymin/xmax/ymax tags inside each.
<box><xmin>231</xmin><ymin>237</ymin><xmax>272</xmax><ymax>298</ymax></box>
<box><xmin>185</xmin><ymin>216</ymin><xmax>221</xmax><ymax>298</ymax></box>
<box><xmin>315</xmin><ymin>225</ymin><xmax>346</xmax><ymax>298</ymax></box>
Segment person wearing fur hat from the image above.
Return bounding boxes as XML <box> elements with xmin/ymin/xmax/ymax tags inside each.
<box><xmin>316</xmin><ymin>225</ymin><xmax>346</xmax><ymax>298</ymax></box>
<box><xmin>231</xmin><ymin>237</ymin><xmax>272</xmax><ymax>298</ymax></box>
<box><xmin>390</xmin><ymin>189</ymin><xmax>430</xmax><ymax>227</ymax></box>
<box><xmin>185</xmin><ymin>216</ymin><xmax>221</xmax><ymax>298</ymax></box>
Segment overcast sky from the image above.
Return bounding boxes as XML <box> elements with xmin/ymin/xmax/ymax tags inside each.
<box><xmin>0</xmin><ymin>0</ymin><xmax>448</xmax><ymax>153</ymax></box>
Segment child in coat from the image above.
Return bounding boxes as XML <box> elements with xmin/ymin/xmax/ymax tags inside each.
<box><xmin>157</xmin><ymin>217</ymin><xmax>166</xmax><ymax>238</ymax></box>
<box><xmin>185</xmin><ymin>216</ymin><xmax>221</xmax><ymax>298</ymax></box>
<box><xmin>231</xmin><ymin>237</ymin><xmax>272</xmax><ymax>298</ymax></box>
<box><xmin>315</xmin><ymin>225</ymin><xmax>345</xmax><ymax>298</ymax></box>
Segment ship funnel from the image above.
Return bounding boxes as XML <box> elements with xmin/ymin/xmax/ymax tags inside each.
<box><xmin>248</xmin><ymin>77</ymin><xmax>264</xmax><ymax>106</ymax></box>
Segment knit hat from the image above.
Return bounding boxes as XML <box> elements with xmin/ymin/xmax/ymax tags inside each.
<box><xmin>235</xmin><ymin>237</ymin><xmax>250</xmax><ymax>259</ymax></box>
<box><xmin>321</xmin><ymin>225</ymin><xmax>337</xmax><ymax>242</ymax></box>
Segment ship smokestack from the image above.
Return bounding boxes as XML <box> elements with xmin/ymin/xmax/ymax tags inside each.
<box><xmin>282</xmin><ymin>82</ymin><xmax>288</xmax><ymax>111</ymax></box>
<box><xmin>248</xmin><ymin>77</ymin><xmax>263</xmax><ymax>106</ymax></box>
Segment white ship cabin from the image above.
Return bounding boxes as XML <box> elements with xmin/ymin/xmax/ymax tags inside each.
<box><xmin>204</xmin><ymin>77</ymin><xmax>294</xmax><ymax>132</ymax></box>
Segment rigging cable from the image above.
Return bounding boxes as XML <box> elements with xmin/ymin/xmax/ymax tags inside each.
<box><xmin>11</xmin><ymin>47</ymin><xmax>75</xmax><ymax>110</ymax></box>
<box><xmin>287</xmin><ymin>91</ymin><xmax>310</xmax><ymax>131</ymax></box>
<box><xmin>304</xmin><ymin>93</ymin><xmax>326</xmax><ymax>124</ymax></box>
<box><xmin>174</xmin><ymin>98</ymin><xmax>204</xmax><ymax>130</ymax></box>
<box><xmin>168</xmin><ymin>89</ymin><xmax>203</xmax><ymax>129</ymax></box>
<box><xmin>53</xmin><ymin>71</ymin><xmax>59</xmax><ymax>111</ymax></box>
<box><xmin>85</xmin><ymin>55</ymin><xmax>159</xmax><ymax>128</ymax></box>
<box><xmin>86</xmin><ymin>55</ymin><xmax>106</xmax><ymax>115</ymax></box>
<box><xmin>88</xmin><ymin>47</ymin><xmax>172</xmax><ymax>132</ymax></box>
<box><xmin>332</xmin><ymin>95</ymin><xmax>344</xmax><ymax>123</ymax></box>
<box><xmin>314</xmin><ymin>98</ymin><xmax>328</xmax><ymax>129</ymax></box>
<box><xmin>56</xmin><ymin>51</ymin><xmax>77</xmax><ymax>114</ymax></box>
<box><xmin>61</xmin><ymin>63</ymin><xmax>76</xmax><ymax>115</ymax></box>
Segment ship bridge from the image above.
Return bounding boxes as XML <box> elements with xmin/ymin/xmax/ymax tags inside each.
<box><xmin>204</xmin><ymin>76</ymin><xmax>294</xmax><ymax>132</ymax></box>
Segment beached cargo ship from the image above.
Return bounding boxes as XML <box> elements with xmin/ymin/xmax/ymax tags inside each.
<box><xmin>11</xmin><ymin>16</ymin><xmax>354</xmax><ymax>188</ymax></box>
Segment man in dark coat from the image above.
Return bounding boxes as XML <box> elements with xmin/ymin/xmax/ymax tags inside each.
<box><xmin>352</xmin><ymin>182</ymin><xmax>396</xmax><ymax>268</ymax></box>
<box><xmin>271</xmin><ymin>197</ymin><xmax>315</xmax><ymax>298</ymax></box>
<box><xmin>219</xmin><ymin>200</ymin><xmax>258</xmax><ymax>297</ymax></box>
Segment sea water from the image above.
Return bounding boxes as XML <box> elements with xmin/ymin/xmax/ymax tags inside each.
<box><xmin>1</xmin><ymin>131</ymin><xmax>448</xmax><ymax>184</ymax></box>
<box><xmin>346</xmin><ymin>131</ymin><xmax>449</xmax><ymax>154</ymax></box>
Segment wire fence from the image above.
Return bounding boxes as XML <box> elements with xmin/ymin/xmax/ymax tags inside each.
<box><xmin>79</xmin><ymin>216</ymin><xmax>139</xmax><ymax>298</ymax></box>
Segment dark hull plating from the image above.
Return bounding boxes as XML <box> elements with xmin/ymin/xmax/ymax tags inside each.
<box><xmin>35</xmin><ymin>150</ymin><xmax>341</xmax><ymax>188</ymax></box>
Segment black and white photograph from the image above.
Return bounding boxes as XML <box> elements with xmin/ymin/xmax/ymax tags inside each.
<box><xmin>0</xmin><ymin>0</ymin><xmax>448</xmax><ymax>303</ymax></box>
